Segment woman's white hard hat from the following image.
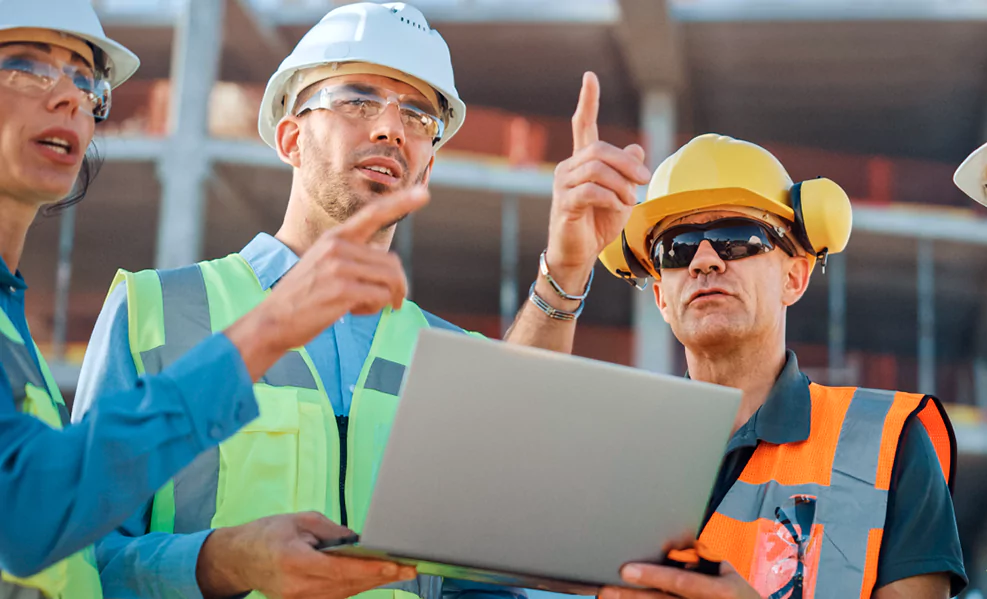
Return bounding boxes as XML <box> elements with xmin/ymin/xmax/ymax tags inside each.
<box><xmin>0</xmin><ymin>0</ymin><xmax>140</xmax><ymax>89</ymax></box>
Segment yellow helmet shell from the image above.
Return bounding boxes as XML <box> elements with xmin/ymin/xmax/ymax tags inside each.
<box><xmin>599</xmin><ymin>133</ymin><xmax>852</xmax><ymax>283</ymax></box>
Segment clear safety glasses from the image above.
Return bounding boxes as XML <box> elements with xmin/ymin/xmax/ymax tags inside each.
<box><xmin>0</xmin><ymin>44</ymin><xmax>112</xmax><ymax>121</ymax></box>
<box><xmin>295</xmin><ymin>83</ymin><xmax>445</xmax><ymax>144</ymax></box>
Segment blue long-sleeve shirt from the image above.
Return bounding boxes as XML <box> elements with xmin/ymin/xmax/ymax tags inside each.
<box><xmin>0</xmin><ymin>258</ymin><xmax>258</xmax><ymax>579</ymax></box>
<box><xmin>73</xmin><ymin>233</ymin><xmax>526</xmax><ymax>599</ymax></box>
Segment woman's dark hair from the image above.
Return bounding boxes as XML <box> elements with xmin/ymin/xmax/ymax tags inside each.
<box><xmin>40</xmin><ymin>141</ymin><xmax>104</xmax><ymax>216</ymax></box>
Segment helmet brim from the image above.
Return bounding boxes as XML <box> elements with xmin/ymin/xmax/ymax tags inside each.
<box><xmin>955</xmin><ymin>142</ymin><xmax>987</xmax><ymax>206</ymax></box>
<box><xmin>0</xmin><ymin>24</ymin><xmax>140</xmax><ymax>89</ymax></box>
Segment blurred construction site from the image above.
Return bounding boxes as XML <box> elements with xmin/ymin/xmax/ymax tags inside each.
<box><xmin>22</xmin><ymin>1</ymin><xmax>987</xmax><ymax>594</ymax></box>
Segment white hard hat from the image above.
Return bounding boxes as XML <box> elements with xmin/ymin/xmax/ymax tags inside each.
<box><xmin>258</xmin><ymin>2</ymin><xmax>465</xmax><ymax>151</ymax></box>
<box><xmin>0</xmin><ymin>0</ymin><xmax>140</xmax><ymax>89</ymax></box>
<box><xmin>954</xmin><ymin>142</ymin><xmax>987</xmax><ymax>206</ymax></box>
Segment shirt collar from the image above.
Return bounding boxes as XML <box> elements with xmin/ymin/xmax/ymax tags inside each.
<box><xmin>0</xmin><ymin>256</ymin><xmax>27</xmax><ymax>292</ymax></box>
<box><xmin>753</xmin><ymin>350</ymin><xmax>812</xmax><ymax>446</ymax></box>
<box><xmin>239</xmin><ymin>233</ymin><xmax>299</xmax><ymax>291</ymax></box>
<box><xmin>690</xmin><ymin>349</ymin><xmax>812</xmax><ymax>452</ymax></box>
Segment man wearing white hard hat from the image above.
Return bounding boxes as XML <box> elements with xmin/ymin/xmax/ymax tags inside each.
<box><xmin>74</xmin><ymin>2</ymin><xmax>650</xmax><ymax>598</ymax></box>
<box><xmin>0</xmin><ymin>0</ymin><xmax>414</xmax><ymax>597</ymax></box>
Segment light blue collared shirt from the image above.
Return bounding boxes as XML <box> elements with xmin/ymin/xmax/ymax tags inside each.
<box><xmin>0</xmin><ymin>256</ymin><xmax>257</xmax><ymax>578</ymax></box>
<box><xmin>73</xmin><ymin>233</ymin><xmax>525</xmax><ymax>599</ymax></box>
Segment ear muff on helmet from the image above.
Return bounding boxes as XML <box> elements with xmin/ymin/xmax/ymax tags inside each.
<box><xmin>789</xmin><ymin>178</ymin><xmax>853</xmax><ymax>260</ymax></box>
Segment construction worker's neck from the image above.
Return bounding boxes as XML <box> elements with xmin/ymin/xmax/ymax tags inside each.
<box><xmin>275</xmin><ymin>181</ymin><xmax>396</xmax><ymax>257</ymax></box>
<box><xmin>683</xmin><ymin>325</ymin><xmax>789</xmax><ymax>434</ymax></box>
<box><xmin>0</xmin><ymin>193</ymin><xmax>40</xmax><ymax>274</ymax></box>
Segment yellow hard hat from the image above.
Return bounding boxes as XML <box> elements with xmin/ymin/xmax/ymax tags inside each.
<box><xmin>599</xmin><ymin>134</ymin><xmax>853</xmax><ymax>285</ymax></box>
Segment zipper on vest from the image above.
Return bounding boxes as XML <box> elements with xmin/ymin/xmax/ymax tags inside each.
<box><xmin>336</xmin><ymin>415</ymin><xmax>349</xmax><ymax>527</ymax></box>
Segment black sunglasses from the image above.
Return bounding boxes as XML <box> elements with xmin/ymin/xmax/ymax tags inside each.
<box><xmin>648</xmin><ymin>217</ymin><xmax>798</xmax><ymax>274</ymax></box>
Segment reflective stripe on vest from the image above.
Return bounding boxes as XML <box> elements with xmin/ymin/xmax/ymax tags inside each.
<box><xmin>0</xmin><ymin>311</ymin><xmax>103</xmax><ymax>599</ymax></box>
<box><xmin>114</xmin><ymin>254</ymin><xmax>464</xmax><ymax>599</ymax></box>
<box><xmin>698</xmin><ymin>385</ymin><xmax>956</xmax><ymax>599</ymax></box>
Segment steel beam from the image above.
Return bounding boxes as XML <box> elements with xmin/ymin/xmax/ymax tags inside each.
<box><xmin>615</xmin><ymin>0</ymin><xmax>684</xmax><ymax>91</ymax></box>
<box><xmin>223</xmin><ymin>0</ymin><xmax>290</xmax><ymax>80</ymax></box>
<box><xmin>154</xmin><ymin>0</ymin><xmax>225</xmax><ymax>269</ymax></box>
<box><xmin>396</xmin><ymin>215</ymin><xmax>415</xmax><ymax>300</ymax></box>
<box><xmin>827</xmin><ymin>252</ymin><xmax>847</xmax><ymax>385</ymax></box>
<box><xmin>52</xmin><ymin>206</ymin><xmax>76</xmax><ymax>360</ymax></box>
<box><xmin>670</xmin><ymin>0</ymin><xmax>987</xmax><ymax>22</ymax></box>
<box><xmin>633</xmin><ymin>89</ymin><xmax>676</xmax><ymax>374</ymax></box>
<box><xmin>102</xmin><ymin>138</ymin><xmax>987</xmax><ymax>246</ymax></box>
<box><xmin>500</xmin><ymin>195</ymin><xmax>520</xmax><ymax>336</ymax></box>
<box><xmin>95</xmin><ymin>0</ymin><xmax>619</xmax><ymax>26</ymax></box>
<box><xmin>917</xmin><ymin>239</ymin><xmax>937</xmax><ymax>395</ymax></box>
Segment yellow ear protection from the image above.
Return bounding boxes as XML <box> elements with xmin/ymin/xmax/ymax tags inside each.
<box><xmin>787</xmin><ymin>177</ymin><xmax>853</xmax><ymax>269</ymax></box>
<box><xmin>790</xmin><ymin>181</ymin><xmax>828</xmax><ymax>269</ymax></box>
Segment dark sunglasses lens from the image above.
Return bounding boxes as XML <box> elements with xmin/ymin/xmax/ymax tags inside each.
<box><xmin>707</xmin><ymin>224</ymin><xmax>775</xmax><ymax>260</ymax></box>
<box><xmin>652</xmin><ymin>222</ymin><xmax>777</xmax><ymax>272</ymax></box>
<box><xmin>653</xmin><ymin>230</ymin><xmax>704</xmax><ymax>270</ymax></box>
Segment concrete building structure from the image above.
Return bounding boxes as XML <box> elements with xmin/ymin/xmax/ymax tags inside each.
<box><xmin>18</xmin><ymin>0</ymin><xmax>987</xmax><ymax>593</ymax></box>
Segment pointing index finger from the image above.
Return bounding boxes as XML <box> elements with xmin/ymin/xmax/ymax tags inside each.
<box><xmin>336</xmin><ymin>186</ymin><xmax>430</xmax><ymax>244</ymax></box>
<box><xmin>572</xmin><ymin>71</ymin><xmax>600</xmax><ymax>153</ymax></box>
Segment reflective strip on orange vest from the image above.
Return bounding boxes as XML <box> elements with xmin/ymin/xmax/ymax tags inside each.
<box><xmin>700</xmin><ymin>385</ymin><xmax>955</xmax><ymax>599</ymax></box>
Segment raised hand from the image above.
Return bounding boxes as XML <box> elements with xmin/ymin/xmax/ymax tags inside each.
<box><xmin>545</xmin><ymin>71</ymin><xmax>651</xmax><ymax>290</ymax></box>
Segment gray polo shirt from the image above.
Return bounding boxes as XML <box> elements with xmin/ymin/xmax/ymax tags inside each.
<box><xmin>700</xmin><ymin>351</ymin><xmax>967</xmax><ymax>596</ymax></box>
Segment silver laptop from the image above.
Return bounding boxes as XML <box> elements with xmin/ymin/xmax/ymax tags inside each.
<box><xmin>320</xmin><ymin>329</ymin><xmax>740</xmax><ymax>593</ymax></box>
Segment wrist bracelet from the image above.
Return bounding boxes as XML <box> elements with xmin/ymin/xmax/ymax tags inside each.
<box><xmin>540</xmin><ymin>250</ymin><xmax>594</xmax><ymax>301</ymax></box>
<box><xmin>528</xmin><ymin>282</ymin><xmax>583</xmax><ymax>321</ymax></box>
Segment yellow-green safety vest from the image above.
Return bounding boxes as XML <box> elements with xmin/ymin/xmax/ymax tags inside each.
<box><xmin>112</xmin><ymin>253</ymin><xmax>476</xmax><ymax>599</ymax></box>
<box><xmin>0</xmin><ymin>309</ymin><xmax>103</xmax><ymax>599</ymax></box>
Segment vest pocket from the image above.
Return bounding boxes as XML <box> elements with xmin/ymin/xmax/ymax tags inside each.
<box><xmin>212</xmin><ymin>386</ymin><xmax>328</xmax><ymax>527</ymax></box>
<box><xmin>748</xmin><ymin>518</ymin><xmax>822</xmax><ymax>599</ymax></box>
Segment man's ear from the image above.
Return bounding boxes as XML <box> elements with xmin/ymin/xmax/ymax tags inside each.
<box><xmin>782</xmin><ymin>254</ymin><xmax>812</xmax><ymax>307</ymax></box>
<box><xmin>653</xmin><ymin>281</ymin><xmax>671</xmax><ymax>324</ymax></box>
<box><xmin>276</xmin><ymin>117</ymin><xmax>303</xmax><ymax>168</ymax></box>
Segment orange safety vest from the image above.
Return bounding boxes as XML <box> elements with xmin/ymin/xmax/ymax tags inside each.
<box><xmin>698</xmin><ymin>385</ymin><xmax>955</xmax><ymax>599</ymax></box>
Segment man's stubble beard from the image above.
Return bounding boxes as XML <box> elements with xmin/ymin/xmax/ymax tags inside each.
<box><xmin>302</xmin><ymin>158</ymin><xmax>428</xmax><ymax>229</ymax></box>
<box><xmin>673</xmin><ymin>306</ymin><xmax>756</xmax><ymax>355</ymax></box>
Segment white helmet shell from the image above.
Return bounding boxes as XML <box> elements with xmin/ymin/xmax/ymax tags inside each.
<box><xmin>0</xmin><ymin>0</ymin><xmax>140</xmax><ymax>89</ymax></box>
<box><xmin>258</xmin><ymin>2</ymin><xmax>465</xmax><ymax>151</ymax></box>
<box><xmin>955</xmin><ymin>142</ymin><xmax>987</xmax><ymax>206</ymax></box>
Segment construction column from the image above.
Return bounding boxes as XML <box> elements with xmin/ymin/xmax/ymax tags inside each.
<box><xmin>827</xmin><ymin>252</ymin><xmax>847</xmax><ymax>385</ymax></box>
<box><xmin>917</xmin><ymin>238</ymin><xmax>936</xmax><ymax>395</ymax></box>
<box><xmin>154</xmin><ymin>0</ymin><xmax>225</xmax><ymax>269</ymax></box>
<box><xmin>500</xmin><ymin>195</ymin><xmax>520</xmax><ymax>336</ymax></box>
<box><xmin>633</xmin><ymin>89</ymin><xmax>676</xmax><ymax>374</ymax></box>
